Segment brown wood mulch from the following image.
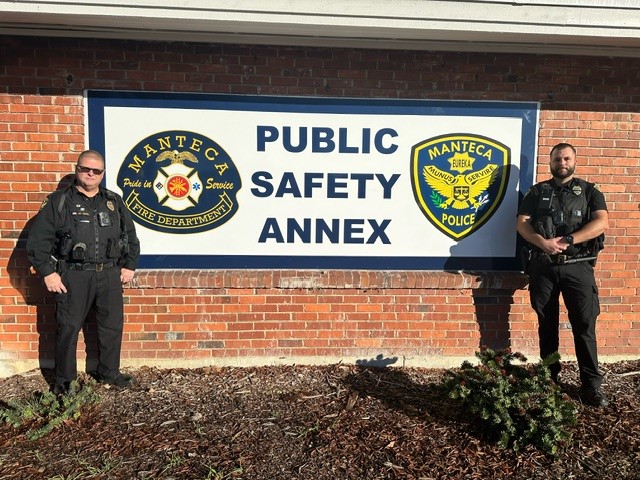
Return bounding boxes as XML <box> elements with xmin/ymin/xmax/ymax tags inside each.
<box><xmin>1</xmin><ymin>358</ymin><xmax>639</xmax><ymax>480</ymax></box>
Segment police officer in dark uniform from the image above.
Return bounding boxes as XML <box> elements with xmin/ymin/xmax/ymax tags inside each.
<box><xmin>517</xmin><ymin>142</ymin><xmax>609</xmax><ymax>407</ymax></box>
<box><xmin>27</xmin><ymin>150</ymin><xmax>140</xmax><ymax>395</ymax></box>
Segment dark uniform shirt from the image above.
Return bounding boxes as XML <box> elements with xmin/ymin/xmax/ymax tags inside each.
<box><xmin>518</xmin><ymin>177</ymin><xmax>607</xmax><ymax>243</ymax></box>
<box><xmin>27</xmin><ymin>184</ymin><xmax>140</xmax><ymax>276</ymax></box>
<box><xmin>518</xmin><ymin>177</ymin><xmax>607</xmax><ymax>391</ymax></box>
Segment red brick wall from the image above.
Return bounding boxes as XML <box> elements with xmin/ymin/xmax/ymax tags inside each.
<box><xmin>1</xmin><ymin>36</ymin><xmax>639</xmax><ymax>375</ymax></box>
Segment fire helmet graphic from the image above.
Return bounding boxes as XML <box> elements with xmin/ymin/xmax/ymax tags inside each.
<box><xmin>117</xmin><ymin>130</ymin><xmax>242</xmax><ymax>234</ymax></box>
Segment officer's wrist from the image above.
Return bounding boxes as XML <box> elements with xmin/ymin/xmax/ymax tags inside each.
<box><xmin>39</xmin><ymin>266</ymin><xmax>56</xmax><ymax>277</ymax></box>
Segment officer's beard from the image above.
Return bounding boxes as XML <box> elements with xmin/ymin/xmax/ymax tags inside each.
<box><xmin>551</xmin><ymin>164</ymin><xmax>575</xmax><ymax>180</ymax></box>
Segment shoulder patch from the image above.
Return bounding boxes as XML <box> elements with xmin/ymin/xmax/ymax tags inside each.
<box><xmin>39</xmin><ymin>198</ymin><xmax>49</xmax><ymax>210</ymax></box>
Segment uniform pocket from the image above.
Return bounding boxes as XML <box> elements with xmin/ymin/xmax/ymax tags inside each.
<box><xmin>53</xmin><ymin>272</ymin><xmax>70</xmax><ymax>303</ymax></box>
<box><xmin>74</xmin><ymin>217</ymin><xmax>91</xmax><ymax>233</ymax></box>
<box><xmin>592</xmin><ymin>284</ymin><xmax>600</xmax><ymax>317</ymax></box>
<box><xmin>53</xmin><ymin>292</ymin><xmax>68</xmax><ymax>303</ymax></box>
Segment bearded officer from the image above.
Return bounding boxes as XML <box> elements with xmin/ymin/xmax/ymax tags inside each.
<box><xmin>516</xmin><ymin>142</ymin><xmax>609</xmax><ymax>407</ymax></box>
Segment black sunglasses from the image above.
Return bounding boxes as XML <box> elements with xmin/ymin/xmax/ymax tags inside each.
<box><xmin>76</xmin><ymin>165</ymin><xmax>105</xmax><ymax>175</ymax></box>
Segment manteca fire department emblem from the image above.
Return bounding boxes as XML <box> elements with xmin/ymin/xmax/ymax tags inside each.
<box><xmin>153</xmin><ymin>151</ymin><xmax>203</xmax><ymax>211</ymax></box>
<box><xmin>117</xmin><ymin>130</ymin><xmax>242</xmax><ymax>234</ymax></box>
<box><xmin>410</xmin><ymin>133</ymin><xmax>510</xmax><ymax>240</ymax></box>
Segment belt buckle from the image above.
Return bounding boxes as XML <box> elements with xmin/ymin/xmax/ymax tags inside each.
<box><xmin>96</xmin><ymin>263</ymin><xmax>104</xmax><ymax>272</ymax></box>
<box><xmin>557</xmin><ymin>255</ymin><xmax>567</xmax><ymax>264</ymax></box>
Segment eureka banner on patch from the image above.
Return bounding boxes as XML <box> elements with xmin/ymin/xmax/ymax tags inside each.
<box><xmin>86</xmin><ymin>91</ymin><xmax>538</xmax><ymax>270</ymax></box>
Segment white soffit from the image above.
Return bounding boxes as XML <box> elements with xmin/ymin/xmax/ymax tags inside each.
<box><xmin>0</xmin><ymin>0</ymin><xmax>640</xmax><ymax>57</ymax></box>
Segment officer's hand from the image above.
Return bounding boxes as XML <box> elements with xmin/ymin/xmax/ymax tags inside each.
<box><xmin>120</xmin><ymin>268</ymin><xmax>135</xmax><ymax>284</ymax></box>
<box><xmin>541</xmin><ymin>237</ymin><xmax>568</xmax><ymax>255</ymax></box>
<box><xmin>43</xmin><ymin>272</ymin><xmax>67</xmax><ymax>294</ymax></box>
<box><xmin>556</xmin><ymin>236</ymin><xmax>570</xmax><ymax>253</ymax></box>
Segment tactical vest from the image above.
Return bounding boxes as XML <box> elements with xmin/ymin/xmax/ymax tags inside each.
<box><xmin>532</xmin><ymin>178</ymin><xmax>604</xmax><ymax>256</ymax></box>
<box><xmin>54</xmin><ymin>187</ymin><xmax>124</xmax><ymax>264</ymax></box>
<box><xmin>538</xmin><ymin>178</ymin><xmax>590</xmax><ymax>237</ymax></box>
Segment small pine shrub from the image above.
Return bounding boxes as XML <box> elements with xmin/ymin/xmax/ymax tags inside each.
<box><xmin>443</xmin><ymin>348</ymin><xmax>577</xmax><ymax>456</ymax></box>
<box><xmin>0</xmin><ymin>379</ymin><xmax>101</xmax><ymax>440</ymax></box>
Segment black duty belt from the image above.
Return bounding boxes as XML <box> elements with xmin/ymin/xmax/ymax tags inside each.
<box><xmin>65</xmin><ymin>260</ymin><xmax>117</xmax><ymax>271</ymax></box>
<box><xmin>547</xmin><ymin>254</ymin><xmax>597</xmax><ymax>265</ymax></box>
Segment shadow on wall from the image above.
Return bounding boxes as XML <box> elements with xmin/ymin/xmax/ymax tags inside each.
<box><xmin>356</xmin><ymin>354</ymin><xmax>399</xmax><ymax>368</ymax></box>
<box><xmin>441</xmin><ymin>164</ymin><xmax>527</xmax><ymax>352</ymax></box>
<box><xmin>6</xmin><ymin>173</ymin><xmax>99</xmax><ymax>375</ymax></box>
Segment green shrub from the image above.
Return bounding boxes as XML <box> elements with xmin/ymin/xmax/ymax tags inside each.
<box><xmin>0</xmin><ymin>379</ymin><xmax>100</xmax><ymax>440</ymax></box>
<box><xmin>443</xmin><ymin>348</ymin><xmax>577</xmax><ymax>456</ymax></box>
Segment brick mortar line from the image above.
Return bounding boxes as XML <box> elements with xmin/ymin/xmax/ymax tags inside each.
<box><xmin>129</xmin><ymin>270</ymin><xmax>529</xmax><ymax>290</ymax></box>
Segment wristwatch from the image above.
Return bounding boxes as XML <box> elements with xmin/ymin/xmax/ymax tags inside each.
<box><xmin>564</xmin><ymin>235</ymin><xmax>574</xmax><ymax>246</ymax></box>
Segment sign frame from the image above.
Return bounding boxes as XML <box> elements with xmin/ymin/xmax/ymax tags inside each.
<box><xmin>86</xmin><ymin>90</ymin><xmax>538</xmax><ymax>271</ymax></box>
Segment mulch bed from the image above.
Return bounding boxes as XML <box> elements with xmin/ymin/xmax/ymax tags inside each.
<box><xmin>1</xmin><ymin>359</ymin><xmax>639</xmax><ymax>479</ymax></box>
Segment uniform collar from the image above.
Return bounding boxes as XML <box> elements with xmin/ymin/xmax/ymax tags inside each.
<box><xmin>72</xmin><ymin>183</ymin><xmax>104</xmax><ymax>199</ymax></box>
<box><xmin>549</xmin><ymin>177</ymin><xmax>578</xmax><ymax>192</ymax></box>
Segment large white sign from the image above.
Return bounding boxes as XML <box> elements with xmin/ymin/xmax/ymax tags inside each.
<box><xmin>86</xmin><ymin>92</ymin><xmax>538</xmax><ymax>270</ymax></box>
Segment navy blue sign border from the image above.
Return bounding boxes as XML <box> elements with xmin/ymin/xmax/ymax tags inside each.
<box><xmin>86</xmin><ymin>90</ymin><xmax>537</xmax><ymax>271</ymax></box>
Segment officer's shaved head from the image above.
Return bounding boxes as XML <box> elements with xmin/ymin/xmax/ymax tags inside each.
<box><xmin>550</xmin><ymin>143</ymin><xmax>576</xmax><ymax>157</ymax></box>
<box><xmin>77</xmin><ymin>149</ymin><xmax>105</xmax><ymax>166</ymax></box>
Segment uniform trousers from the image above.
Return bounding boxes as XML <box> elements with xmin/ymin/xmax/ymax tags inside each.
<box><xmin>54</xmin><ymin>266</ymin><xmax>124</xmax><ymax>384</ymax></box>
<box><xmin>527</xmin><ymin>258</ymin><xmax>602</xmax><ymax>389</ymax></box>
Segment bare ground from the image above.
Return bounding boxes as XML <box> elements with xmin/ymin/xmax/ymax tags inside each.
<box><xmin>1</xmin><ymin>359</ymin><xmax>639</xmax><ymax>480</ymax></box>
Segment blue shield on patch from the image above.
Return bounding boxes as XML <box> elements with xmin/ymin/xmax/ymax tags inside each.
<box><xmin>410</xmin><ymin>133</ymin><xmax>510</xmax><ymax>241</ymax></box>
<box><xmin>117</xmin><ymin>130</ymin><xmax>242</xmax><ymax>234</ymax></box>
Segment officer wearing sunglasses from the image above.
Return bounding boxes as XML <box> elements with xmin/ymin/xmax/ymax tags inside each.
<box><xmin>26</xmin><ymin>150</ymin><xmax>141</xmax><ymax>395</ymax></box>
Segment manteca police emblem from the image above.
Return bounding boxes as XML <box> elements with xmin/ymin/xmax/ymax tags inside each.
<box><xmin>410</xmin><ymin>134</ymin><xmax>510</xmax><ymax>240</ymax></box>
<box><xmin>117</xmin><ymin>130</ymin><xmax>242</xmax><ymax>234</ymax></box>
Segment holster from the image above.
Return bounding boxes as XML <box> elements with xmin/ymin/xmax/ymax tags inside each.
<box><xmin>56</xmin><ymin>257</ymin><xmax>67</xmax><ymax>273</ymax></box>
